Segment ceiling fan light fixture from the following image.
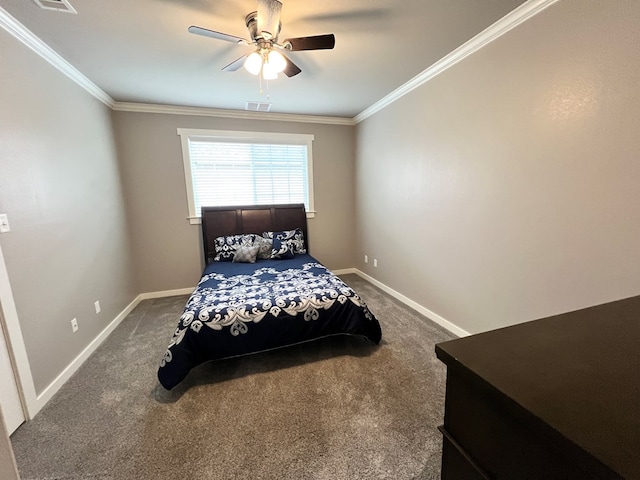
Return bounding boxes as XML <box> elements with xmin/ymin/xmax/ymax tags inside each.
<box><xmin>244</xmin><ymin>51</ymin><xmax>262</xmax><ymax>75</ymax></box>
<box><xmin>262</xmin><ymin>62</ymin><xmax>278</xmax><ymax>80</ymax></box>
<box><xmin>267</xmin><ymin>50</ymin><xmax>286</xmax><ymax>73</ymax></box>
<box><xmin>189</xmin><ymin>0</ymin><xmax>333</xmax><ymax>81</ymax></box>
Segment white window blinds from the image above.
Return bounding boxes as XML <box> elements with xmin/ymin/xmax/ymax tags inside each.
<box><xmin>178</xmin><ymin>129</ymin><xmax>315</xmax><ymax>223</ymax></box>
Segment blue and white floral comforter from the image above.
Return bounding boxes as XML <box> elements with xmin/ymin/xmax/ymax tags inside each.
<box><xmin>157</xmin><ymin>254</ymin><xmax>382</xmax><ymax>389</ymax></box>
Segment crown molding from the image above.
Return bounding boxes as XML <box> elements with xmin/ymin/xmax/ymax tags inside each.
<box><xmin>111</xmin><ymin>102</ymin><xmax>355</xmax><ymax>126</ymax></box>
<box><xmin>0</xmin><ymin>7</ymin><xmax>351</xmax><ymax>125</ymax></box>
<box><xmin>354</xmin><ymin>0</ymin><xmax>559</xmax><ymax>124</ymax></box>
<box><xmin>2</xmin><ymin>0</ymin><xmax>557</xmax><ymax>126</ymax></box>
<box><xmin>0</xmin><ymin>6</ymin><xmax>114</xmax><ymax>108</ymax></box>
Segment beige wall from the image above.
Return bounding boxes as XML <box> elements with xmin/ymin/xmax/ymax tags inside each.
<box><xmin>355</xmin><ymin>0</ymin><xmax>640</xmax><ymax>334</ymax></box>
<box><xmin>0</xmin><ymin>30</ymin><xmax>136</xmax><ymax>394</ymax></box>
<box><xmin>112</xmin><ymin>112</ymin><xmax>356</xmax><ymax>294</ymax></box>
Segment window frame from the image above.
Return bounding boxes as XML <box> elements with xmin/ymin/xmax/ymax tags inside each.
<box><xmin>177</xmin><ymin>128</ymin><xmax>316</xmax><ymax>224</ymax></box>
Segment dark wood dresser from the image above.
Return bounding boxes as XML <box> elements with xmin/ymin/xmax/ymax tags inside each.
<box><xmin>435</xmin><ymin>295</ymin><xmax>640</xmax><ymax>479</ymax></box>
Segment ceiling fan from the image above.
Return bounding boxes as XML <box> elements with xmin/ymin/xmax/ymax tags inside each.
<box><xmin>188</xmin><ymin>0</ymin><xmax>335</xmax><ymax>80</ymax></box>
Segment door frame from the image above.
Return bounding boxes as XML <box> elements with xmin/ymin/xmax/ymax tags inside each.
<box><xmin>0</xmin><ymin>306</ymin><xmax>25</xmax><ymax>433</ymax></box>
<box><xmin>0</xmin><ymin>242</ymin><xmax>36</xmax><ymax>422</ymax></box>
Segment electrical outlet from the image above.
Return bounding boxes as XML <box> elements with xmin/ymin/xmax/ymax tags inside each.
<box><xmin>364</xmin><ymin>255</ymin><xmax>368</xmax><ymax>263</ymax></box>
<box><xmin>373</xmin><ymin>259</ymin><xmax>378</xmax><ymax>268</ymax></box>
<box><xmin>94</xmin><ymin>300</ymin><xmax>101</xmax><ymax>314</ymax></box>
<box><xmin>71</xmin><ymin>318</ymin><xmax>78</xmax><ymax>333</ymax></box>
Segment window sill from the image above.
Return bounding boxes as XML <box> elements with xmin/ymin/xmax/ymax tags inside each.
<box><xmin>188</xmin><ymin>210</ymin><xmax>316</xmax><ymax>225</ymax></box>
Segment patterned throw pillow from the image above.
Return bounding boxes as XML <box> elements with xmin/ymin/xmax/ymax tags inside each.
<box><xmin>270</xmin><ymin>237</ymin><xmax>295</xmax><ymax>259</ymax></box>
<box><xmin>213</xmin><ymin>234</ymin><xmax>256</xmax><ymax>262</ymax></box>
<box><xmin>252</xmin><ymin>236</ymin><xmax>273</xmax><ymax>260</ymax></box>
<box><xmin>262</xmin><ymin>228</ymin><xmax>306</xmax><ymax>255</ymax></box>
<box><xmin>232</xmin><ymin>245</ymin><xmax>260</xmax><ymax>263</ymax></box>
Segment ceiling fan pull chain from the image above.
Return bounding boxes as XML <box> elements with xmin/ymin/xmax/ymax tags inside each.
<box><xmin>259</xmin><ymin>67</ymin><xmax>264</xmax><ymax>95</ymax></box>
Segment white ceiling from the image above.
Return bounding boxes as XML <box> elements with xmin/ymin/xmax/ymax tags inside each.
<box><xmin>1</xmin><ymin>0</ymin><xmax>527</xmax><ymax>118</ymax></box>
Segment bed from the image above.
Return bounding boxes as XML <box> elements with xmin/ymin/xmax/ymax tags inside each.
<box><xmin>157</xmin><ymin>203</ymin><xmax>382</xmax><ymax>390</ymax></box>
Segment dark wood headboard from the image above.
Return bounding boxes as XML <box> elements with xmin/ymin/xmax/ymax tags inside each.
<box><xmin>201</xmin><ymin>204</ymin><xmax>308</xmax><ymax>263</ymax></box>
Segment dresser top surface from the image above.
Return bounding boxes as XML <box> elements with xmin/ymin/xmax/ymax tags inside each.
<box><xmin>436</xmin><ymin>295</ymin><xmax>640</xmax><ymax>479</ymax></box>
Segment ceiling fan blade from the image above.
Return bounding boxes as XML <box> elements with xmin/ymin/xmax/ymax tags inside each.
<box><xmin>222</xmin><ymin>55</ymin><xmax>249</xmax><ymax>72</ymax></box>
<box><xmin>188</xmin><ymin>25</ymin><xmax>250</xmax><ymax>45</ymax></box>
<box><xmin>257</xmin><ymin>0</ymin><xmax>282</xmax><ymax>40</ymax></box>
<box><xmin>283</xmin><ymin>34</ymin><xmax>335</xmax><ymax>51</ymax></box>
<box><xmin>282</xmin><ymin>54</ymin><xmax>301</xmax><ymax>77</ymax></box>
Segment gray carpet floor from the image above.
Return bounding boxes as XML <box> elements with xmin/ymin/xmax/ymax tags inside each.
<box><xmin>10</xmin><ymin>274</ymin><xmax>455</xmax><ymax>479</ymax></box>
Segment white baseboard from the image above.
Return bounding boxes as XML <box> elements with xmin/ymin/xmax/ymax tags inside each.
<box><xmin>31</xmin><ymin>287</ymin><xmax>194</xmax><ymax>416</ymax></box>
<box><xmin>139</xmin><ymin>287</ymin><xmax>194</xmax><ymax>300</ymax></box>
<box><xmin>32</xmin><ymin>294</ymin><xmax>143</xmax><ymax>415</ymax></box>
<box><xmin>352</xmin><ymin>269</ymin><xmax>470</xmax><ymax>338</ymax></box>
<box><xmin>332</xmin><ymin>268</ymin><xmax>358</xmax><ymax>276</ymax></box>
<box><xmin>30</xmin><ymin>270</ymin><xmax>467</xmax><ymax>416</ymax></box>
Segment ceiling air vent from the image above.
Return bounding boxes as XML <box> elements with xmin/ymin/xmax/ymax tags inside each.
<box><xmin>245</xmin><ymin>101</ymin><xmax>271</xmax><ymax>113</ymax></box>
<box><xmin>33</xmin><ymin>0</ymin><xmax>77</xmax><ymax>14</ymax></box>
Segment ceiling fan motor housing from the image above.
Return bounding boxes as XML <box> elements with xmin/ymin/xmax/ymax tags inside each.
<box><xmin>245</xmin><ymin>11</ymin><xmax>281</xmax><ymax>43</ymax></box>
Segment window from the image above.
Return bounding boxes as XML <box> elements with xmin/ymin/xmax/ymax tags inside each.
<box><xmin>178</xmin><ymin>129</ymin><xmax>315</xmax><ymax>224</ymax></box>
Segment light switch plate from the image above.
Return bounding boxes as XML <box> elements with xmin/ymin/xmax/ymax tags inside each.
<box><xmin>0</xmin><ymin>214</ymin><xmax>10</xmax><ymax>233</ymax></box>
